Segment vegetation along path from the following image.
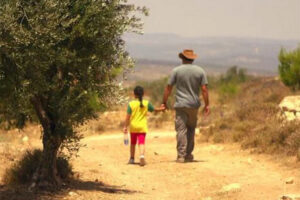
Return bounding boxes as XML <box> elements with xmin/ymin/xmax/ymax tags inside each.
<box><xmin>65</xmin><ymin>131</ymin><xmax>300</xmax><ymax>200</ymax></box>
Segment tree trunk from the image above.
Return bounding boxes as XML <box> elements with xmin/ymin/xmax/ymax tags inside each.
<box><xmin>30</xmin><ymin>96</ymin><xmax>62</xmax><ymax>189</ymax></box>
<box><xmin>37</xmin><ymin>130</ymin><xmax>62</xmax><ymax>188</ymax></box>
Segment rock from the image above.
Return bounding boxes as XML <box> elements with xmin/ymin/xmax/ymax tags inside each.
<box><xmin>22</xmin><ymin>136</ymin><xmax>29</xmax><ymax>143</ymax></box>
<box><xmin>202</xmin><ymin>197</ymin><xmax>212</xmax><ymax>200</ymax></box>
<box><xmin>280</xmin><ymin>96</ymin><xmax>300</xmax><ymax>112</ymax></box>
<box><xmin>154</xmin><ymin>152</ymin><xmax>159</xmax><ymax>155</ymax></box>
<box><xmin>68</xmin><ymin>191</ymin><xmax>78</xmax><ymax>196</ymax></box>
<box><xmin>285</xmin><ymin>177</ymin><xmax>294</xmax><ymax>184</ymax></box>
<box><xmin>280</xmin><ymin>194</ymin><xmax>300</xmax><ymax>200</ymax></box>
<box><xmin>195</xmin><ymin>128</ymin><xmax>200</xmax><ymax>135</ymax></box>
<box><xmin>279</xmin><ymin>96</ymin><xmax>300</xmax><ymax>121</ymax></box>
<box><xmin>218</xmin><ymin>183</ymin><xmax>241</xmax><ymax>195</ymax></box>
<box><xmin>285</xmin><ymin>112</ymin><xmax>297</xmax><ymax>121</ymax></box>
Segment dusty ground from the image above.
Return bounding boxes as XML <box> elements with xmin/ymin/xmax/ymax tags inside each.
<box><xmin>1</xmin><ymin>129</ymin><xmax>299</xmax><ymax>200</ymax></box>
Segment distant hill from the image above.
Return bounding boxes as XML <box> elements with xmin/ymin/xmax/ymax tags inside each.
<box><xmin>124</xmin><ymin>33</ymin><xmax>299</xmax><ymax>77</ymax></box>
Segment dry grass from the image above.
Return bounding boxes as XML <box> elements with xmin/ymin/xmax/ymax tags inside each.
<box><xmin>199</xmin><ymin>77</ymin><xmax>300</xmax><ymax>160</ymax></box>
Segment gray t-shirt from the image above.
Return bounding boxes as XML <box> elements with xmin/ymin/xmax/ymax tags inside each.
<box><xmin>168</xmin><ymin>64</ymin><xmax>208</xmax><ymax>108</ymax></box>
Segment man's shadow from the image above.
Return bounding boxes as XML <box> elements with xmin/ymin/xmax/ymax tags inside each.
<box><xmin>148</xmin><ymin>159</ymin><xmax>208</xmax><ymax>165</ymax></box>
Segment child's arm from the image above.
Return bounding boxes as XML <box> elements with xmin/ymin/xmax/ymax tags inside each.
<box><xmin>123</xmin><ymin>114</ymin><xmax>131</xmax><ymax>134</ymax></box>
<box><xmin>154</xmin><ymin>105</ymin><xmax>166</xmax><ymax>112</ymax></box>
<box><xmin>124</xmin><ymin>103</ymin><xmax>132</xmax><ymax>134</ymax></box>
<box><xmin>148</xmin><ymin>102</ymin><xmax>166</xmax><ymax>113</ymax></box>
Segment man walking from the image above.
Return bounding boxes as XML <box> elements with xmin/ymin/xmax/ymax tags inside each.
<box><xmin>162</xmin><ymin>49</ymin><xmax>210</xmax><ymax>163</ymax></box>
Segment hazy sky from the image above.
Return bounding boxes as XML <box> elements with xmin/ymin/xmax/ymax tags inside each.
<box><xmin>129</xmin><ymin>0</ymin><xmax>300</xmax><ymax>40</ymax></box>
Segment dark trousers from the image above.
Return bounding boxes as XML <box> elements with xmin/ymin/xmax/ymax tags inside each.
<box><xmin>175</xmin><ymin>108</ymin><xmax>198</xmax><ymax>159</ymax></box>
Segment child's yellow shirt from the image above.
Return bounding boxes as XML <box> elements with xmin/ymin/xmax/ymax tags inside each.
<box><xmin>127</xmin><ymin>99</ymin><xmax>154</xmax><ymax>133</ymax></box>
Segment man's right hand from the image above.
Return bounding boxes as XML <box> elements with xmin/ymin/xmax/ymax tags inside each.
<box><xmin>203</xmin><ymin>105</ymin><xmax>210</xmax><ymax>116</ymax></box>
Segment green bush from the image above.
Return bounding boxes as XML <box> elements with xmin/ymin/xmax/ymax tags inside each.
<box><xmin>3</xmin><ymin>149</ymin><xmax>72</xmax><ymax>185</ymax></box>
<box><xmin>218</xmin><ymin>82</ymin><xmax>239</xmax><ymax>104</ymax></box>
<box><xmin>209</xmin><ymin>66</ymin><xmax>250</xmax><ymax>103</ymax></box>
<box><xmin>279</xmin><ymin>46</ymin><xmax>300</xmax><ymax>90</ymax></box>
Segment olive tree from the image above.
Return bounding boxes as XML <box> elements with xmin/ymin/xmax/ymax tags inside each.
<box><xmin>0</xmin><ymin>0</ymin><xmax>146</xmax><ymax>187</ymax></box>
<box><xmin>279</xmin><ymin>46</ymin><xmax>300</xmax><ymax>90</ymax></box>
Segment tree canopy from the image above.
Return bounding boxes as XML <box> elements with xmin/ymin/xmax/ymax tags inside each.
<box><xmin>278</xmin><ymin>46</ymin><xmax>300</xmax><ymax>90</ymax></box>
<box><xmin>0</xmin><ymin>0</ymin><xmax>146</xmax><ymax>187</ymax></box>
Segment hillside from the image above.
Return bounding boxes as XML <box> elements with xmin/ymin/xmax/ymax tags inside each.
<box><xmin>124</xmin><ymin>33</ymin><xmax>299</xmax><ymax>77</ymax></box>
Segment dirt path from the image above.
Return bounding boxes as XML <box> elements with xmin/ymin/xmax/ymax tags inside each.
<box><xmin>61</xmin><ymin>131</ymin><xmax>300</xmax><ymax>200</ymax></box>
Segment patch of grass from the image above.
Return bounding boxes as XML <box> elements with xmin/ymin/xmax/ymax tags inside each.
<box><xmin>218</xmin><ymin>82</ymin><xmax>239</xmax><ymax>104</ymax></box>
<box><xmin>199</xmin><ymin>74</ymin><xmax>300</xmax><ymax>160</ymax></box>
<box><xmin>208</xmin><ymin>66</ymin><xmax>252</xmax><ymax>104</ymax></box>
<box><xmin>0</xmin><ymin>133</ymin><xmax>14</xmax><ymax>143</ymax></box>
<box><xmin>3</xmin><ymin>149</ymin><xmax>73</xmax><ymax>185</ymax></box>
<box><xmin>0</xmin><ymin>135</ymin><xmax>6</xmax><ymax>142</ymax></box>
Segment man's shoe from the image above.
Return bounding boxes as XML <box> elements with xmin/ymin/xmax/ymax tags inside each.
<box><xmin>185</xmin><ymin>154</ymin><xmax>194</xmax><ymax>162</ymax></box>
<box><xmin>128</xmin><ymin>158</ymin><xmax>134</xmax><ymax>164</ymax></box>
<box><xmin>176</xmin><ymin>157</ymin><xmax>185</xmax><ymax>163</ymax></box>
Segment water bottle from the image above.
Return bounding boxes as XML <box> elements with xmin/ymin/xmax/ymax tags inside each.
<box><xmin>124</xmin><ymin>134</ymin><xmax>129</xmax><ymax>146</ymax></box>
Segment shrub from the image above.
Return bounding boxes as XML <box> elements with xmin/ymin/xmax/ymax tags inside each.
<box><xmin>218</xmin><ymin>82</ymin><xmax>239</xmax><ymax>104</ymax></box>
<box><xmin>3</xmin><ymin>149</ymin><xmax>72</xmax><ymax>186</ymax></box>
<box><xmin>278</xmin><ymin>46</ymin><xmax>300</xmax><ymax>90</ymax></box>
<box><xmin>208</xmin><ymin>66</ymin><xmax>251</xmax><ymax>104</ymax></box>
<box><xmin>199</xmin><ymin>76</ymin><xmax>300</xmax><ymax>158</ymax></box>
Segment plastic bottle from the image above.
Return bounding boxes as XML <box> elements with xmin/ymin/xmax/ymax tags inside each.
<box><xmin>124</xmin><ymin>134</ymin><xmax>129</xmax><ymax>146</ymax></box>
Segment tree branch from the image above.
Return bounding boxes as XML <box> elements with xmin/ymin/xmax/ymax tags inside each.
<box><xmin>30</xmin><ymin>95</ymin><xmax>52</xmax><ymax>132</ymax></box>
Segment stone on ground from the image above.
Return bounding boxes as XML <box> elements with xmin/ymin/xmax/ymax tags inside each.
<box><xmin>22</xmin><ymin>136</ymin><xmax>29</xmax><ymax>143</ymax></box>
<box><xmin>69</xmin><ymin>191</ymin><xmax>78</xmax><ymax>196</ymax></box>
<box><xmin>279</xmin><ymin>96</ymin><xmax>300</xmax><ymax>121</ymax></box>
<box><xmin>280</xmin><ymin>194</ymin><xmax>300</xmax><ymax>200</ymax></box>
<box><xmin>285</xmin><ymin>177</ymin><xmax>295</xmax><ymax>184</ymax></box>
<box><xmin>218</xmin><ymin>183</ymin><xmax>241</xmax><ymax>195</ymax></box>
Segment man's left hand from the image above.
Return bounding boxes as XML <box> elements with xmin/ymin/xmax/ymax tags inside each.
<box><xmin>160</xmin><ymin>103</ymin><xmax>167</xmax><ymax>111</ymax></box>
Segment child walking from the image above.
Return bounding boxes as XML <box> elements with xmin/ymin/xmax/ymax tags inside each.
<box><xmin>123</xmin><ymin>86</ymin><xmax>164</xmax><ymax>166</ymax></box>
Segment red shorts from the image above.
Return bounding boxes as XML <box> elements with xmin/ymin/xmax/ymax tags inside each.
<box><xmin>130</xmin><ymin>133</ymin><xmax>146</xmax><ymax>145</ymax></box>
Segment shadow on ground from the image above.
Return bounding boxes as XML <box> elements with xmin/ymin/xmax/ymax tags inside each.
<box><xmin>0</xmin><ymin>179</ymin><xmax>138</xmax><ymax>200</ymax></box>
<box><xmin>68</xmin><ymin>179</ymin><xmax>137</xmax><ymax>194</ymax></box>
<box><xmin>150</xmin><ymin>159</ymin><xmax>209</xmax><ymax>165</ymax></box>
